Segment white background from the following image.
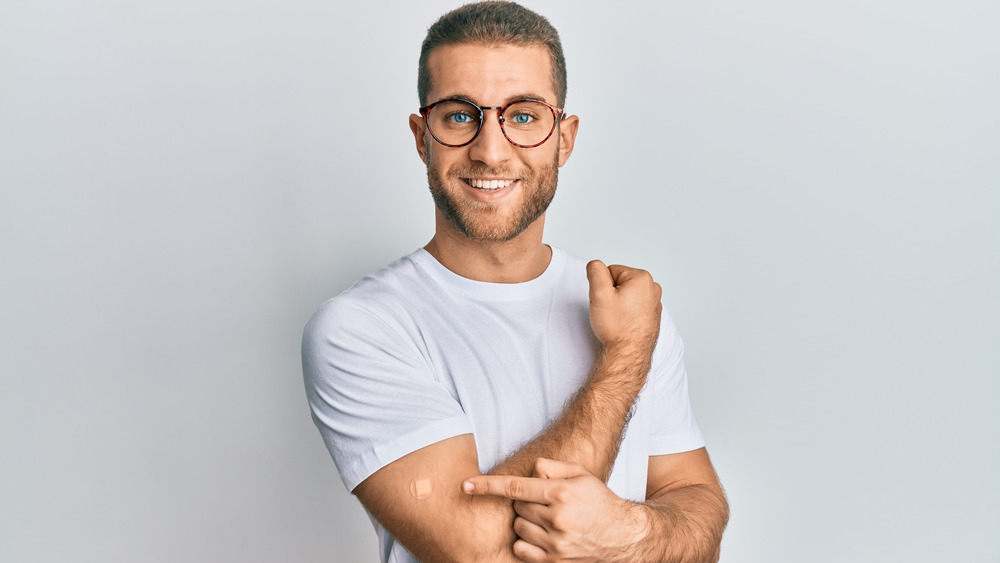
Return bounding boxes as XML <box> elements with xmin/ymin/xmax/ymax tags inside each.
<box><xmin>2</xmin><ymin>1</ymin><xmax>997</xmax><ymax>561</ymax></box>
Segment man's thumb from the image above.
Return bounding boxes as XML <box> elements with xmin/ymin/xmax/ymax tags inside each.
<box><xmin>586</xmin><ymin>260</ymin><xmax>613</xmax><ymax>302</ymax></box>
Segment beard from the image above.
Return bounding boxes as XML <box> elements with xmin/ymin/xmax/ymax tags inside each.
<box><xmin>426</xmin><ymin>152</ymin><xmax>559</xmax><ymax>243</ymax></box>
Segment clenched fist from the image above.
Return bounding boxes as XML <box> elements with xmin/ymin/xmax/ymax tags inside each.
<box><xmin>586</xmin><ymin>260</ymin><xmax>662</xmax><ymax>354</ymax></box>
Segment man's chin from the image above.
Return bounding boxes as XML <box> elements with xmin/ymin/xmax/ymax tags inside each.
<box><xmin>446</xmin><ymin>211</ymin><xmax>527</xmax><ymax>243</ymax></box>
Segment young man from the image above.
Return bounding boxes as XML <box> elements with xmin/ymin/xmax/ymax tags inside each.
<box><xmin>302</xmin><ymin>2</ymin><xmax>729</xmax><ymax>561</ymax></box>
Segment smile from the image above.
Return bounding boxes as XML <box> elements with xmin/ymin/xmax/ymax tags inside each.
<box><xmin>464</xmin><ymin>178</ymin><xmax>517</xmax><ymax>191</ymax></box>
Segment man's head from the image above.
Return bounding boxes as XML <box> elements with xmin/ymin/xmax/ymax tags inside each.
<box><xmin>417</xmin><ymin>1</ymin><xmax>567</xmax><ymax>108</ymax></box>
<box><xmin>410</xmin><ymin>2</ymin><xmax>579</xmax><ymax>244</ymax></box>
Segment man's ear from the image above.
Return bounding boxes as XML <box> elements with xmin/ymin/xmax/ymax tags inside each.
<box><xmin>556</xmin><ymin>114</ymin><xmax>580</xmax><ymax>167</ymax></box>
<box><xmin>409</xmin><ymin>114</ymin><xmax>429</xmax><ymax>164</ymax></box>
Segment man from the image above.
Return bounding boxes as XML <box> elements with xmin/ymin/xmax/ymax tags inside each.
<box><xmin>302</xmin><ymin>2</ymin><xmax>729</xmax><ymax>561</ymax></box>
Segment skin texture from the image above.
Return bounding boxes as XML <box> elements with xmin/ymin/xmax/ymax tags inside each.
<box><xmin>353</xmin><ymin>42</ymin><xmax>729</xmax><ymax>562</ymax></box>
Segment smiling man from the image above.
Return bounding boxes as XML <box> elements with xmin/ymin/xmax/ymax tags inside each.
<box><xmin>302</xmin><ymin>2</ymin><xmax>729</xmax><ymax>562</ymax></box>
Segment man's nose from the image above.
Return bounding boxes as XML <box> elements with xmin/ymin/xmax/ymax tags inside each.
<box><xmin>467</xmin><ymin>110</ymin><xmax>513</xmax><ymax>166</ymax></box>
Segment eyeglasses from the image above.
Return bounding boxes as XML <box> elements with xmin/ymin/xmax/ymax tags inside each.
<box><xmin>419</xmin><ymin>98</ymin><xmax>565</xmax><ymax>148</ymax></box>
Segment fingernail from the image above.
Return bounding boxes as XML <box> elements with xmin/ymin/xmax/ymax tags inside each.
<box><xmin>462</xmin><ymin>481</ymin><xmax>474</xmax><ymax>493</ymax></box>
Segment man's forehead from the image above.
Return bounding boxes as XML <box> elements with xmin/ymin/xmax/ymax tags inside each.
<box><xmin>425</xmin><ymin>43</ymin><xmax>556</xmax><ymax>105</ymax></box>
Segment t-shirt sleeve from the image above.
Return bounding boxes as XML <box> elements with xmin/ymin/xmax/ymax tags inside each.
<box><xmin>302</xmin><ymin>297</ymin><xmax>473</xmax><ymax>492</ymax></box>
<box><xmin>647</xmin><ymin>308</ymin><xmax>706</xmax><ymax>455</ymax></box>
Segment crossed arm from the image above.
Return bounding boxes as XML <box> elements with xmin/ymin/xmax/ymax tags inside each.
<box><xmin>352</xmin><ymin>262</ymin><xmax>728</xmax><ymax>562</ymax></box>
<box><xmin>464</xmin><ymin>452</ymin><xmax>728</xmax><ymax>562</ymax></box>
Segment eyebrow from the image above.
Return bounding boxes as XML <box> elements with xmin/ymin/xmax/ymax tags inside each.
<box><xmin>439</xmin><ymin>92</ymin><xmax>551</xmax><ymax>106</ymax></box>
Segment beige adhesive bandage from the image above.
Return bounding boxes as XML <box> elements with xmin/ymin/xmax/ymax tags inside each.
<box><xmin>409</xmin><ymin>477</ymin><xmax>433</xmax><ymax>500</ymax></box>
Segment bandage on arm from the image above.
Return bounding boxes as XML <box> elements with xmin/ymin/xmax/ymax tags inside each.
<box><xmin>409</xmin><ymin>476</ymin><xmax>433</xmax><ymax>500</ymax></box>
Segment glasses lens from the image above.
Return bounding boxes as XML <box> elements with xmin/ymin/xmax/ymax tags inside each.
<box><xmin>502</xmin><ymin>101</ymin><xmax>555</xmax><ymax>146</ymax></box>
<box><xmin>427</xmin><ymin>100</ymin><xmax>482</xmax><ymax>146</ymax></box>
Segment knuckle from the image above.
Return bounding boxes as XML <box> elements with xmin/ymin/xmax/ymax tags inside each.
<box><xmin>553</xmin><ymin>537</ymin><xmax>570</xmax><ymax>554</ymax></box>
<box><xmin>549</xmin><ymin>511</ymin><xmax>568</xmax><ymax>531</ymax></box>
<box><xmin>552</xmin><ymin>486</ymin><xmax>571</xmax><ymax>504</ymax></box>
<box><xmin>533</xmin><ymin>457</ymin><xmax>548</xmax><ymax>475</ymax></box>
<box><xmin>506</xmin><ymin>479</ymin><xmax>524</xmax><ymax>498</ymax></box>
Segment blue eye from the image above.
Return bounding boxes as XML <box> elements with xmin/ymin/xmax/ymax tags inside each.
<box><xmin>511</xmin><ymin>114</ymin><xmax>533</xmax><ymax>124</ymax></box>
<box><xmin>449</xmin><ymin>113</ymin><xmax>472</xmax><ymax>124</ymax></box>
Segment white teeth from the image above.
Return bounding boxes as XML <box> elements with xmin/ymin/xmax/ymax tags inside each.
<box><xmin>469</xmin><ymin>179</ymin><xmax>514</xmax><ymax>190</ymax></box>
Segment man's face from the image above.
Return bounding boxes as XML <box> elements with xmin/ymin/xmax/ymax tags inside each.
<box><xmin>409</xmin><ymin>43</ymin><xmax>578</xmax><ymax>243</ymax></box>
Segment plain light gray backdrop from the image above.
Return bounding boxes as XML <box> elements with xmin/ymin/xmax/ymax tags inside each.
<box><xmin>1</xmin><ymin>0</ymin><xmax>998</xmax><ymax>561</ymax></box>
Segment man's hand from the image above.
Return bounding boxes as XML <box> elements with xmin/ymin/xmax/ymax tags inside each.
<box><xmin>586</xmin><ymin>260</ymin><xmax>662</xmax><ymax>354</ymax></box>
<box><xmin>463</xmin><ymin>458</ymin><xmax>645</xmax><ymax>563</ymax></box>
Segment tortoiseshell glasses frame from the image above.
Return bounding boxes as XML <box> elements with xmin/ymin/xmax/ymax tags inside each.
<box><xmin>418</xmin><ymin>98</ymin><xmax>566</xmax><ymax>149</ymax></box>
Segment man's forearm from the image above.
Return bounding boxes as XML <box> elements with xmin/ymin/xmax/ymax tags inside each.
<box><xmin>489</xmin><ymin>341</ymin><xmax>651</xmax><ymax>481</ymax></box>
<box><xmin>627</xmin><ymin>484</ymin><xmax>730</xmax><ymax>563</ymax></box>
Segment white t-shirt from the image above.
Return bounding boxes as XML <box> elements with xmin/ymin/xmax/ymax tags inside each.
<box><xmin>302</xmin><ymin>247</ymin><xmax>704</xmax><ymax>562</ymax></box>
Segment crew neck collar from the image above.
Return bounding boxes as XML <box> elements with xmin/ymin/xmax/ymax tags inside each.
<box><xmin>409</xmin><ymin>246</ymin><xmax>565</xmax><ymax>300</ymax></box>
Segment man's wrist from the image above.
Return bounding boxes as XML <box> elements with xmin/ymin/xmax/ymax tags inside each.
<box><xmin>594</xmin><ymin>340</ymin><xmax>654</xmax><ymax>382</ymax></box>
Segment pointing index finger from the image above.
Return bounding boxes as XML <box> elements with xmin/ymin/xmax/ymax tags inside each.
<box><xmin>462</xmin><ymin>475</ymin><xmax>551</xmax><ymax>504</ymax></box>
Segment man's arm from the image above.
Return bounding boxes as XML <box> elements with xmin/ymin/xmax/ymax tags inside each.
<box><xmin>351</xmin><ymin>261</ymin><xmax>662</xmax><ymax>561</ymax></box>
<box><xmin>489</xmin><ymin>261</ymin><xmax>661</xmax><ymax>480</ymax></box>
<box><xmin>463</xmin><ymin>448</ymin><xmax>729</xmax><ymax>563</ymax></box>
<box><xmin>634</xmin><ymin>449</ymin><xmax>730</xmax><ymax>562</ymax></box>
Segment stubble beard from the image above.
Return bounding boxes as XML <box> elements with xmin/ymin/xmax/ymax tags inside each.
<box><xmin>426</xmin><ymin>152</ymin><xmax>559</xmax><ymax>243</ymax></box>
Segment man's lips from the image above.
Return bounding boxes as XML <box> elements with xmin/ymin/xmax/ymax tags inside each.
<box><xmin>463</xmin><ymin>178</ymin><xmax>518</xmax><ymax>191</ymax></box>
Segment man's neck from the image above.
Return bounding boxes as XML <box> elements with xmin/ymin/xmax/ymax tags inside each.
<box><xmin>424</xmin><ymin>215</ymin><xmax>552</xmax><ymax>284</ymax></box>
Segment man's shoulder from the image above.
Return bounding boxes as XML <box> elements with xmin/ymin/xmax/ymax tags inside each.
<box><xmin>338</xmin><ymin>250</ymin><xmax>429</xmax><ymax>302</ymax></box>
<box><xmin>305</xmin><ymin>250</ymin><xmax>437</xmax><ymax>333</ymax></box>
<box><xmin>556</xmin><ymin>247</ymin><xmax>589</xmax><ymax>269</ymax></box>
<box><xmin>551</xmin><ymin>248</ymin><xmax>596</xmax><ymax>292</ymax></box>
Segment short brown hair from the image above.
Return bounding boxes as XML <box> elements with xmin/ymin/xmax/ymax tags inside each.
<box><xmin>418</xmin><ymin>1</ymin><xmax>567</xmax><ymax>107</ymax></box>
